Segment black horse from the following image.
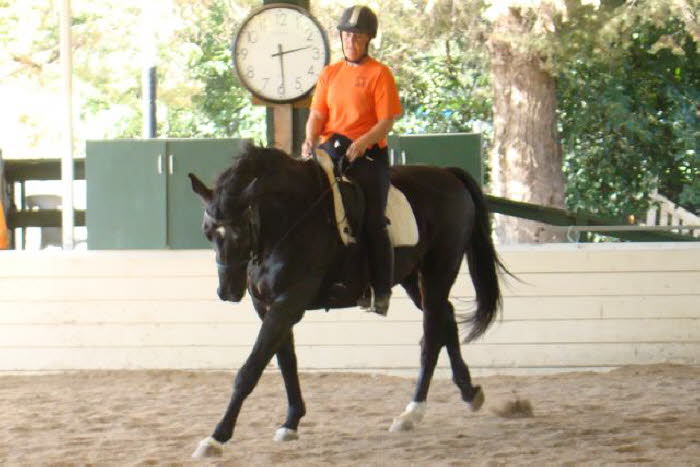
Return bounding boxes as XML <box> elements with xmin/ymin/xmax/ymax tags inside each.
<box><xmin>189</xmin><ymin>144</ymin><xmax>506</xmax><ymax>458</ymax></box>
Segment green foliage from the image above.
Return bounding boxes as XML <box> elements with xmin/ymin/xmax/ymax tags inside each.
<box><xmin>375</xmin><ymin>1</ymin><xmax>492</xmax><ymax>136</ymax></box>
<box><xmin>168</xmin><ymin>0</ymin><xmax>264</xmax><ymax>140</ymax></box>
<box><xmin>364</xmin><ymin>0</ymin><xmax>493</xmax><ymax>179</ymax></box>
<box><xmin>2</xmin><ymin>0</ymin><xmax>697</xmax><ymax>226</ymax></box>
<box><xmin>558</xmin><ymin>17</ymin><xmax>699</xmax><ymax>217</ymax></box>
<box><xmin>385</xmin><ymin>39</ymin><xmax>492</xmax><ymax>137</ymax></box>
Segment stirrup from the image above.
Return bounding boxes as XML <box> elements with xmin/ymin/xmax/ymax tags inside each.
<box><xmin>371</xmin><ymin>292</ymin><xmax>391</xmax><ymax>317</ymax></box>
<box><xmin>357</xmin><ymin>292</ymin><xmax>372</xmax><ymax>312</ymax></box>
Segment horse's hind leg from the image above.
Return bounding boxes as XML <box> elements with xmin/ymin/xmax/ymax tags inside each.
<box><xmin>444</xmin><ymin>302</ymin><xmax>484</xmax><ymax>411</ymax></box>
<box><xmin>390</xmin><ymin>271</ymin><xmax>452</xmax><ymax>432</ymax></box>
<box><xmin>273</xmin><ymin>330</ymin><xmax>306</xmax><ymax>441</ymax></box>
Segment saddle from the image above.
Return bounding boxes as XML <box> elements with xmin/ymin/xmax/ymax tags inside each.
<box><xmin>314</xmin><ymin>138</ymin><xmax>419</xmax><ymax>248</ymax></box>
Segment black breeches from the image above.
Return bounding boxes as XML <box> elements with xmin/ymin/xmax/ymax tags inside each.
<box><xmin>345</xmin><ymin>145</ymin><xmax>393</xmax><ymax>295</ymax></box>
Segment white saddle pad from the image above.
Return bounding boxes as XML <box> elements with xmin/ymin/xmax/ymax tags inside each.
<box><xmin>315</xmin><ymin>149</ymin><xmax>419</xmax><ymax>247</ymax></box>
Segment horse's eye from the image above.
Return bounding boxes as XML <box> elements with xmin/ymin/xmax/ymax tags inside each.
<box><xmin>216</xmin><ymin>226</ymin><xmax>226</xmax><ymax>238</ymax></box>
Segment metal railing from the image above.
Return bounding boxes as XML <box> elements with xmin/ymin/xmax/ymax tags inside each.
<box><xmin>485</xmin><ymin>195</ymin><xmax>700</xmax><ymax>243</ymax></box>
<box><xmin>550</xmin><ymin>224</ymin><xmax>700</xmax><ymax>243</ymax></box>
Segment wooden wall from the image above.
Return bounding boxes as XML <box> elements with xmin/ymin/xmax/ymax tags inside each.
<box><xmin>1</xmin><ymin>244</ymin><xmax>698</xmax><ymax>375</ymax></box>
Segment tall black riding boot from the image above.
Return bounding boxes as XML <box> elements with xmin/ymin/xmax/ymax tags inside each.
<box><xmin>367</xmin><ymin>224</ymin><xmax>393</xmax><ymax>316</ymax></box>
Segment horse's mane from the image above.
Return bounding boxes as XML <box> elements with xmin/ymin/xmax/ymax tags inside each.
<box><xmin>214</xmin><ymin>144</ymin><xmax>292</xmax><ymax>192</ymax></box>
<box><xmin>212</xmin><ymin>144</ymin><xmax>311</xmax><ymax>215</ymax></box>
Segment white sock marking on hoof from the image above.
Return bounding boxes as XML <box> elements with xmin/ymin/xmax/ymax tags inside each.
<box><xmin>389</xmin><ymin>401</ymin><xmax>427</xmax><ymax>432</ymax></box>
<box><xmin>191</xmin><ymin>436</ymin><xmax>224</xmax><ymax>459</ymax></box>
<box><xmin>273</xmin><ymin>427</ymin><xmax>299</xmax><ymax>442</ymax></box>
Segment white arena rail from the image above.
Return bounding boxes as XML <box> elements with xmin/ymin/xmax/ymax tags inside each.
<box><xmin>0</xmin><ymin>243</ymin><xmax>698</xmax><ymax>375</ymax></box>
<box><xmin>646</xmin><ymin>191</ymin><xmax>700</xmax><ymax>238</ymax></box>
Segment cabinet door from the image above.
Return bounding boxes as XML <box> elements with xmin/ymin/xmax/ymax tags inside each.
<box><xmin>86</xmin><ymin>140</ymin><xmax>167</xmax><ymax>249</ymax></box>
<box><xmin>393</xmin><ymin>133</ymin><xmax>483</xmax><ymax>186</ymax></box>
<box><xmin>165</xmin><ymin>139</ymin><xmax>249</xmax><ymax>249</ymax></box>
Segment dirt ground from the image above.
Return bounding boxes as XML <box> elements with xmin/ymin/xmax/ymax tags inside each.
<box><xmin>1</xmin><ymin>364</ymin><xmax>699</xmax><ymax>466</ymax></box>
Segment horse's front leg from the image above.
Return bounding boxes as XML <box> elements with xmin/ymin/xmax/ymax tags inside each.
<box><xmin>192</xmin><ymin>309</ymin><xmax>301</xmax><ymax>458</ymax></box>
<box><xmin>273</xmin><ymin>330</ymin><xmax>306</xmax><ymax>441</ymax></box>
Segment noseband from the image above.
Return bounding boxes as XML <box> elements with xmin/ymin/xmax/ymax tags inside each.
<box><xmin>204</xmin><ymin>208</ymin><xmax>255</xmax><ymax>272</ymax></box>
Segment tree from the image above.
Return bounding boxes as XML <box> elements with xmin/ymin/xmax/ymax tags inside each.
<box><xmin>557</xmin><ymin>1</ymin><xmax>700</xmax><ymax>218</ymax></box>
<box><xmin>484</xmin><ymin>0</ymin><xmax>698</xmax><ymax>241</ymax></box>
<box><xmin>370</xmin><ymin>1</ymin><xmax>493</xmax><ymax>137</ymax></box>
<box><xmin>169</xmin><ymin>0</ymin><xmax>265</xmax><ymax>140</ymax></box>
<box><xmin>2</xmin><ymin>0</ymin><xmax>697</xmax><ymax>237</ymax></box>
<box><xmin>486</xmin><ymin>1</ymin><xmax>567</xmax><ymax>243</ymax></box>
<box><xmin>0</xmin><ymin>0</ymin><xmax>266</xmax><ymax>157</ymax></box>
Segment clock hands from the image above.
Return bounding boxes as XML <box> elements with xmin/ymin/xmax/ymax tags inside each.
<box><xmin>274</xmin><ymin>44</ymin><xmax>311</xmax><ymax>96</ymax></box>
<box><xmin>277</xmin><ymin>43</ymin><xmax>285</xmax><ymax>93</ymax></box>
<box><xmin>271</xmin><ymin>45</ymin><xmax>311</xmax><ymax>57</ymax></box>
<box><xmin>274</xmin><ymin>44</ymin><xmax>311</xmax><ymax>97</ymax></box>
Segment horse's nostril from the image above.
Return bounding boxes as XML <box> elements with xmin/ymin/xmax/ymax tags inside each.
<box><xmin>217</xmin><ymin>286</ymin><xmax>242</xmax><ymax>302</ymax></box>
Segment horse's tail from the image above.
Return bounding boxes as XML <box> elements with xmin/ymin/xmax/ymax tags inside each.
<box><xmin>445</xmin><ymin>167</ymin><xmax>508</xmax><ymax>342</ymax></box>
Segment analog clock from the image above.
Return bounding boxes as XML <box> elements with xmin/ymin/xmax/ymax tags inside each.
<box><xmin>232</xmin><ymin>4</ymin><xmax>330</xmax><ymax>104</ymax></box>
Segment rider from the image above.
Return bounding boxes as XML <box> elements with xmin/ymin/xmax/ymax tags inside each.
<box><xmin>302</xmin><ymin>5</ymin><xmax>402</xmax><ymax>316</ymax></box>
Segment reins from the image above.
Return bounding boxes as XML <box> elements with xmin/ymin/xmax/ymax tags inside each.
<box><xmin>208</xmin><ymin>164</ymin><xmax>337</xmax><ymax>268</ymax></box>
<box><xmin>264</xmin><ymin>168</ymin><xmax>336</xmax><ymax>254</ymax></box>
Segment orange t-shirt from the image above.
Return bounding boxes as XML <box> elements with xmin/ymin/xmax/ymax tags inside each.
<box><xmin>311</xmin><ymin>57</ymin><xmax>401</xmax><ymax>148</ymax></box>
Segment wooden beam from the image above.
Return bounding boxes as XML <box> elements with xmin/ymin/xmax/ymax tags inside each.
<box><xmin>3</xmin><ymin>159</ymin><xmax>85</xmax><ymax>182</ymax></box>
<box><xmin>252</xmin><ymin>95</ymin><xmax>312</xmax><ymax>108</ymax></box>
<box><xmin>272</xmin><ymin>104</ymin><xmax>294</xmax><ymax>154</ymax></box>
<box><xmin>7</xmin><ymin>210</ymin><xmax>86</xmax><ymax>228</ymax></box>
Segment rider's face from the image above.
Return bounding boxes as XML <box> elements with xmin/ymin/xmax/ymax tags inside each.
<box><xmin>341</xmin><ymin>31</ymin><xmax>370</xmax><ymax>62</ymax></box>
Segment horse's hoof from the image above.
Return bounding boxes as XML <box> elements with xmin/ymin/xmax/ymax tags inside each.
<box><xmin>389</xmin><ymin>417</ymin><xmax>415</xmax><ymax>432</ymax></box>
<box><xmin>191</xmin><ymin>436</ymin><xmax>224</xmax><ymax>458</ymax></box>
<box><xmin>470</xmin><ymin>386</ymin><xmax>485</xmax><ymax>412</ymax></box>
<box><xmin>273</xmin><ymin>427</ymin><xmax>299</xmax><ymax>442</ymax></box>
<box><xmin>389</xmin><ymin>401</ymin><xmax>426</xmax><ymax>432</ymax></box>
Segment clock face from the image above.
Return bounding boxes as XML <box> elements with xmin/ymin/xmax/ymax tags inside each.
<box><xmin>233</xmin><ymin>5</ymin><xmax>330</xmax><ymax>103</ymax></box>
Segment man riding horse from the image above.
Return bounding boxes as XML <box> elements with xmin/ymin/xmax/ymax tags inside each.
<box><xmin>188</xmin><ymin>4</ymin><xmax>507</xmax><ymax>459</ymax></box>
<box><xmin>302</xmin><ymin>5</ymin><xmax>400</xmax><ymax>316</ymax></box>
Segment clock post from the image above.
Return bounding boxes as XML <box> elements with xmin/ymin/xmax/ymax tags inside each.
<box><xmin>264</xmin><ymin>0</ymin><xmax>309</xmax><ymax>157</ymax></box>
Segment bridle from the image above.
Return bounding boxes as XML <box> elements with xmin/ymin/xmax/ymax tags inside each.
<box><xmin>204</xmin><ymin>208</ymin><xmax>252</xmax><ymax>273</ymax></box>
<box><xmin>204</xmin><ymin>171</ymin><xmax>335</xmax><ymax>270</ymax></box>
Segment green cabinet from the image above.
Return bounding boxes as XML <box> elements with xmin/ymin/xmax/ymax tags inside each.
<box><xmin>388</xmin><ymin>133</ymin><xmax>483</xmax><ymax>186</ymax></box>
<box><xmin>86</xmin><ymin>138</ymin><xmax>249</xmax><ymax>249</ymax></box>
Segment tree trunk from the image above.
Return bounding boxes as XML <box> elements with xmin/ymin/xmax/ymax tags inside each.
<box><xmin>488</xmin><ymin>7</ymin><xmax>566</xmax><ymax>244</ymax></box>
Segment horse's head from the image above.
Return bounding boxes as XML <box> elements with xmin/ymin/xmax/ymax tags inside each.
<box><xmin>189</xmin><ymin>171</ymin><xmax>258</xmax><ymax>302</ymax></box>
<box><xmin>189</xmin><ymin>144</ymin><xmax>310</xmax><ymax>301</ymax></box>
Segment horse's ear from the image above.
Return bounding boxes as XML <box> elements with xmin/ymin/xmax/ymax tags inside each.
<box><xmin>189</xmin><ymin>173</ymin><xmax>213</xmax><ymax>204</ymax></box>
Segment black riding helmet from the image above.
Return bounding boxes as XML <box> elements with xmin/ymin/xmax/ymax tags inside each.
<box><xmin>337</xmin><ymin>5</ymin><xmax>378</xmax><ymax>38</ymax></box>
<box><xmin>337</xmin><ymin>5</ymin><xmax>378</xmax><ymax>64</ymax></box>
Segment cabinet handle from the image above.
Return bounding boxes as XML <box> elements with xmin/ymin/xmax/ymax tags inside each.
<box><xmin>168</xmin><ymin>154</ymin><xmax>174</xmax><ymax>175</ymax></box>
<box><xmin>157</xmin><ymin>155</ymin><xmax>163</xmax><ymax>174</ymax></box>
<box><xmin>401</xmin><ymin>150</ymin><xmax>406</xmax><ymax>165</ymax></box>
